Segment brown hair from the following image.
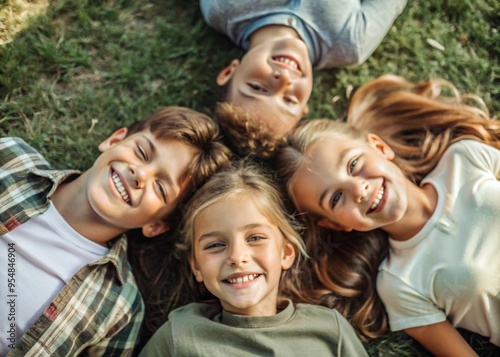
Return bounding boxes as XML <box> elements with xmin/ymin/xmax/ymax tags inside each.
<box><xmin>277</xmin><ymin>75</ymin><xmax>499</xmax><ymax>340</ymax></box>
<box><xmin>127</xmin><ymin>106</ymin><xmax>232</xmax><ymax>187</ymax></box>
<box><xmin>215</xmin><ymin>102</ymin><xmax>285</xmax><ymax>159</ymax></box>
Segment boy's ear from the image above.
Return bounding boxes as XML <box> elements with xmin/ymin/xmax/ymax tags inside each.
<box><xmin>281</xmin><ymin>241</ymin><xmax>296</xmax><ymax>271</ymax></box>
<box><xmin>216</xmin><ymin>59</ymin><xmax>240</xmax><ymax>86</ymax></box>
<box><xmin>141</xmin><ymin>220</ymin><xmax>170</xmax><ymax>238</ymax></box>
<box><xmin>318</xmin><ymin>218</ymin><xmax>353</xmax><ymax>232</ymax></box>
<box><xmin>366</xmin><ymin>133</ymin><xmax>394</xmax><ymax>160</ymax></box>
<box><xmin>98</xmin><ymin>127</ymin><xmax>128</xmax><ymax>152</ymax></box>
<box><xmin>187</xmin><ymin>255</ymin><xmax>204</xmax><ymax>283</ymax></box>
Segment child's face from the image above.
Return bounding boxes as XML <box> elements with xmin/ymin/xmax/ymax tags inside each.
<box><xmin>189</xmin><ymin>195</ymin><xmax>295</xmax><ymax>316</ymax></box>
<box><xmin>217</xmin><ymin>37</ymin><xmax>313</xmax><ymax>136</ymax></box>
<box><xmin>291</xmin><ymin>134</ymin><xmax>410</xmax><ymax>233</ymax></box>
<box><xmin>86</xmin><ymin>128</ymin><xmax>196</xmax><ymax>237</ymax></box>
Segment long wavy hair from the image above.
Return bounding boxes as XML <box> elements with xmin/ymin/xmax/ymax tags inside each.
<box><xmin>179</xmin><ymin>162</ymin><xmax>309</xmax><ymax>305</ymax></box>
<box><xmin>347</xmin><ymin>74</ymin><xmax>500</xmax><ymax>184</ymax></box>
<box><xmin>277</xmin><ymin>75</ymin><xmax>499</xmax><ymax>340</ymax></box>
<box><xmin>215</xmin><ymin>102</ymin><xmax>286</xmax><ymax>159</ymax></box>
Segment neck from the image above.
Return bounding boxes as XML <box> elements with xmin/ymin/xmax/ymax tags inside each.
<box><xmin>248</xmin><ymin>25</ymin><xmax>302</xmax><ymax>49</ymax></box>
<box><xmin>51</xmin><ymin>173</ymin><xmax>124</xmax><ymax>246</ymax></box>
<box><xmin>383</xmin><ymin>182</ymin><xmax>438</xmax><ymax>241</ymax></box>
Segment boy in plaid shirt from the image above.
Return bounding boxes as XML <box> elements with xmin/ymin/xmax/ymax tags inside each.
<box><xmin>0</xmin><ymin>106</ymin><xmax>230</xmax><ymax>356</ymax></box>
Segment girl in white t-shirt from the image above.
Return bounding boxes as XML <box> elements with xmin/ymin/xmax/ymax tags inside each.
<box><xmin>276</xmin><ymin>75</ymin><xmax>500</xmax><ymax>356</ymax></box>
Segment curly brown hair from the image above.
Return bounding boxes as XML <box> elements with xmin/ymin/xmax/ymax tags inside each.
<box><xmin>215</xmin><ymin>102</ymin><xmax>286</xmax><ymax>159</ymax></box>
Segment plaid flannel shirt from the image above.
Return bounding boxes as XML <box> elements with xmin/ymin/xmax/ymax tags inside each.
<box><xmin>1</xmin><ymin>137</ymin><xmax>144</xmax><ymax>356</ymax></box>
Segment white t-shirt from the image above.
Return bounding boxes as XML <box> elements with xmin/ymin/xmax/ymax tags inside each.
<box><xmin>0</xmin><ymin>203</ymin><xmax>108</xmax><ymax>354</ymax></box>
<box><xmin>377</xmin><ymin>140</ymin><xmax>500</xmax><ymax>346</ymax></box>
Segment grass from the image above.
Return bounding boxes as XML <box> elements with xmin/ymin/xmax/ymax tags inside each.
<box><xmin>1</xmin><ymin>0</ymin><xmax>499</xmax><ymax>355</ymax></box>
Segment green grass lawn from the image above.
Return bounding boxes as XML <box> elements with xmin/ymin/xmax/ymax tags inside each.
<box><xmin>1</xmin><ymin>0</ymin><xmax>499</xmax><ymax>355</ymax></box>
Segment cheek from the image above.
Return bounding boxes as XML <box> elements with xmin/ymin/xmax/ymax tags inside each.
<box><xmin>198</xmin><ymin>258</ymin><xmax>220</xmax><ymax>281</ymax></box>
<box><xmin>295</xmin><ymin>79</ymin><xmax>313</xmax><ymax>100</ymax></box>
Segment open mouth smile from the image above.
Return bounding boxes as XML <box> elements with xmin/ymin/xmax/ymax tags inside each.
<box><xmin>224</xmin><ymin>274</ymin><xmax>260</xmax><ymax>284</ymax></box>
<box><xmin>272</xmin><ymin>56</ymin><xmax>301</xmax><ymax>72</ymax></box>
<box><xmin>112</xmin><ymin>170</ymin><xmax>131</xmax><ymax>205</ymax></box>
<box><xmin>368</xmin><ymin>184</ymin><xmax>385</xmax><ymax>214</ymax></box>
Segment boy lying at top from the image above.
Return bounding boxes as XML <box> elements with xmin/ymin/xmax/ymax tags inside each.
<box><xmin>201</xmin><ymin>0</ymin><xmax>407</xmax><ymax>156</ymax></box>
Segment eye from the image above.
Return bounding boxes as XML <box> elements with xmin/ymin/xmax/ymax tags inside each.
<box><xmin>247</xmin><ymin>235</ymin><xmax>266</xmax><ymax>243</ymax></box>
<box><xmin>137</xmin><ymin>144</ymin><xmax>148</xmax><ymax>161</ymax></box>
<box><xmin>204</xmin><ymin>242</ymin><xmax>226</xmax><ymax>250</ymax></box>
<box><xmin>248</xmin><ymin>83</ymin><xmax>266</xmax><ymax>92</ymax></box>
<box><xmin>349</xmin><ymin>158</ymin><xmax>358</xmax><ymax>174</ymax></box>
<box><xmin>156</xmin><ymin>180</ymin><xmax>167</xmax><ymax>203</ymax></box>
<box><xmin>330</xmin><ymin>192</ymin><xmax>342</xmax><ymax>208</ymax></box>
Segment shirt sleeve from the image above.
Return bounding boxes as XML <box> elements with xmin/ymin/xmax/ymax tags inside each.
<box><xmin>86</xmin><ymin>291</ymin><xmax>145</xmax><ymax>357</ymax></box>
<box><xmin>333</xmin><ymin>310</ymin><xmax>369</xmax><ymax>356</ymax></box>
<box><xmin>138</xmin><ymin>320</ymin><xmax>174</xmax><ymax>357</ymax></box>
<box><xmin>461</xmin><ymin>140</ymin><xmax>500</xmax><ymax>179</ymax></box>
<box><xmin>377</xmin><ymin>270</ymin><xmax>446</xmax><ymax>331</ymax></box>
<box><xmin>352</xmin><ymin>0</ymin><xmax>408</xmax><ymax>65</ymax></box>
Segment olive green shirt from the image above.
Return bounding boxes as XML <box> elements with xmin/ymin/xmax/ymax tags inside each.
<box><xmin>139</xmin><ymin>300</ymin><xmax>368</xmax><ymax>356</ymax></box>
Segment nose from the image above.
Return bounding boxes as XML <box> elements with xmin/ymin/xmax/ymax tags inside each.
<box><xmin>227</xmin><ymin>242</ymin><xmax>249</xmax><ymax>266</ymax></box>
<box><xmin>272</xmin><ymin>70</ymin><xmax>292</xmax><ymax>91</ymax></box>
<box><xmin>350</xmin><ymin>178</ymin><xmax>369</xmax><ymax>203</ymax></box>
<box><xmin>129</xmin><ymin>164</ymin><xmax>147</xmax><ymax>189</ymax></box>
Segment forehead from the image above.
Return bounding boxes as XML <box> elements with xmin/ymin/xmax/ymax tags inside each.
<box><xmin>194</xmin><ymin>195</ymin><xmax>274</xmax><ymax>232</ymax></box>
<box><xmin>290</xmin><ymin>135</ymin><xmax>361</xmax><ymax>210</ymax></box>
<box><xmin>304</xmin><ymin>135</ymin><xmax>358</xmax><ymax>166</ymax></box>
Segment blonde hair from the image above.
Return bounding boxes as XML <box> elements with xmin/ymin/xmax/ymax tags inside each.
<box><xmin>277</xmin><ymin>75</ymin><xmax>500</xmax><ymax>340</ymax></box>
<box><xmin>180</xmin><ymin>162</ymin><xmax>308</xmax><ymax>301</ymax></box>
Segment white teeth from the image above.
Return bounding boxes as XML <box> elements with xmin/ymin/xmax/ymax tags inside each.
<box><xmin>274</xmin><ymin>57</ymin><xmax>298</xmax><ymax>70</ymax></box>
<box><xmin>226</xmin><ymin>274</ymin><xmax>259</xmax><ymax>284</ymax></box>
<box><xmin>112</xmin><ymin>172</ymin><xmax>131</xmax><ymax>204</ymax></box>
<box><xmin>370</xmin><ymin>186</ymin><xmax>385</xmax><ymax>211</ymax></box>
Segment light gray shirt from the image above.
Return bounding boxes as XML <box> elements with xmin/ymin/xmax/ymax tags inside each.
<box><xmin>200</xmin><ymin>0</ymin><xmax>407</xmax><ymax>69</ymax></box>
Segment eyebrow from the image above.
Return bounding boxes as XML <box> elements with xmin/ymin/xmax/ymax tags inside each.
<box><xmin>198</xmin><ymin>223</ymin><xmax>273</xmax><ymax>242</ymax></box>
<box><xmin>317</xmin><ymin>146</ymin><xmax>352</xmax><ymax>208</ymax></box>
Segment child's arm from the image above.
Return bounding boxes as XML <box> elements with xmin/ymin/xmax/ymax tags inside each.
<box><xmin>353</xmin><ymin>0</ymin><xmax>408</xmax><ymax>64</ymax></box>
<box><xmin>138</xmin><ymin>320</ymin><xmax>174</xmax><ymax>357</ymax></box>
<box><xmin>405</xmin><ymin>320</ymin><xmax>478</xmax><ymax>357</ymax></box>
<box><xmin>332</xmin><ymin>310</ymin><xmax>369</xmax><ymax>357</ymax></box>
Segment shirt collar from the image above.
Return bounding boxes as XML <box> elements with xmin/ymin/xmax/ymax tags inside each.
<box><xmin>88</xmin><ymin>235</ymin><xmax>130</xmax><ymax>286</ymax></box>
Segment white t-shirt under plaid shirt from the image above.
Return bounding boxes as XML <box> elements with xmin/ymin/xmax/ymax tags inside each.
<box><xmin>0</xmin><ymin>137</ymin><xmax>144</xmax><ymax>356</ymax></box>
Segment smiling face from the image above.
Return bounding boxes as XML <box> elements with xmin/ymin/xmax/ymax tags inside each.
<box><xmin>217</xmin><ymin>37</ymin><xmax>313</xmax><ymax>136</ymax></box>
<box><xmin>291</xmin><ymin>134</ymin><xmax>411</xmax><ymax>233</ymax></box>
<box><xmin>85</xmin><ymin>128</ymin><xmax>196</xmax><ymax>237</ymax></box>
<box><xmin>189</xmin><ymin>194</ymin><xmax>295</xmax><ymax>317</ymax></box>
